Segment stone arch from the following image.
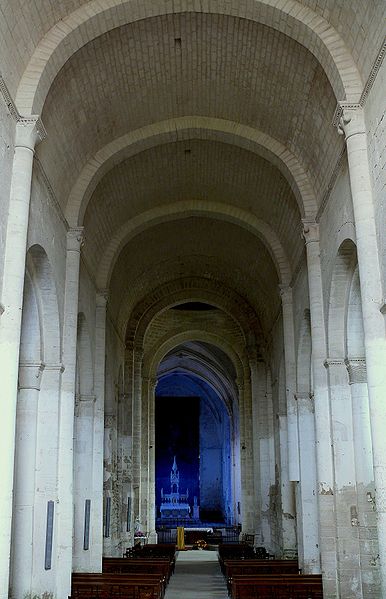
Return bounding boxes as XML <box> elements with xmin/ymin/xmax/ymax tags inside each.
<box><xmin>142</xmin><ymin>329</ymin><xmax>245</xmax><ymax>531</ymax></box>
<box><xmin>143</xmin><ymin>329</ymin><xmax>245</xmax><ymax>390</ymax></box>
<box><xmin>15</xmin><ymin>0</ymin><xmax>362</xmax><ymax>116</ymax></box>
<box><xmin>11</xmin><ymin>245</ymin><xmax>61</xmax><ymax>599</ymax></box>
<box><xmin>327</xmin><ymin>239</ymin><xmax>358</xmax><ymax>358</ymax></box>
<box><xmin>124</xmin><ymin>278</ymin><xmax>261</xmax><ymax>352</ymax></box>
<box><xmin>157</xmin><ymin>345</ymin><xmax>237</xmax><ymax>418</ymax></box>
<box><xmin>346</xmin><ymin>265</ymin><xmax>365</xmax><ymax>359</ymax></box>
<box><xmin>98</xmin><ymin>200</ymin><xmax>291</xmax><ymax>290</ymax></box>
<box><xmin>25</xmin><ymin>244</ymin><xmax>61</xmax><ymax>364</ymax></box>
<box><xmin>67</xmin><ymin>117</ymin><xmax>317</xmax><ymax>226</ymax></box>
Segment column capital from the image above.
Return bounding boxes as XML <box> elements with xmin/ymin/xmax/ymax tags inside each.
<box><xmin>18</xmin><ymin>362</ymin><xmax>45</xmax><ymax>390</ymax></box>
<box><xmin>15</xmin><ymin>116</ymin><xmax>46</xmax><ymax>149</ymax></box>
<box><xmin>345</xmin><ymin>358</ymin><xmax>367</xmax><ymax>384</ymax></box>
<box><xmin>236</xmin><ymin>378</ymin><xmax>244</xmax><ymax>392</ymax></box>
<box><xmin>96</xmin><ymin>288</ymin><xmax>109</xmax><ymax>306</ymax></box>
<box><xmin>279</xmin><ymin>284</ymin><xmax>293</xmax><ymax>304</ymax></box>
<box><xmin>142</xmin><ymin>376</ymin><xmax>158</xmax><ymax>390</ymax></box>
<box><xmin>44</xmin><ymin>363</ymin><xmax>65</xmax><ymax>373</ymax></box>
<box><xmin>67</xmin><ymin>227</ymin><xmax>84</xmax><ymax>252</ymax></box>
<box><xmin>105</xmin><ymin>413</ymin><xmax>117</xmax><ymax>427</ymax></box>
<box><xmin>76</xmin><ymin>393</ymin><xmax>96</xmax><ymax>403</ymax></box>
<box><xmin>334</xmin><ymin>103</ymin><xmax>365</xmax><ymax>139</ymax></box>
<box><xmin>324</xmin><ymin>357</ymin><xmax>346</xmax><ymax>369</ymax></box>
<box><xmin>301</xmin><ymin>219</ymin><xmax>319</xmax><ymax>244</ymax></box>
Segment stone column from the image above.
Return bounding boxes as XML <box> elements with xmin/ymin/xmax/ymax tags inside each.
<box><xmin>249</xmin><ymin>356</ymin><xmax>264</xmax><ymax>543</ymax></box>
<box><xmin>93</xmin><ymin>291</ymin><xmax>108</xmax><ymax>565</ymax></box>
<box><xmin>121</xmin><ymin>347</ymin><xmax>134</xmax><ymax>549</ymax></box>
<box><xmin>237</xmin><ymin>376</ymin><xmax>255</xmax><ymax>535</ymax></box>
<box><xmin>295</xmin><ymin>392</ymin><xmax>320</xmax><ymax>574</ymax></box>
<box><xmin>73</xmin><ymin>394</ymin><xmax>96</xmax><ymax>572</ymax></box>
<box><xmin>147</xmin><ymin>377</ymin><xmax>158</xmax><ymax>543</ymax></box>
<box><xmin>11</xmin><ymin>362</ymin><xmax>44</xmax><ymax>599</ymax></box>
<box><xmin>55</xmin><ymin>228</ymin><xmax>84</xmax><ymax>596</ymax></box>
<box><xmin>302</xmin><ymin>221</ymin><xmax>337</xmax><ymax>598</ymax></box>
<box><xmin>324</xmin><ymin>357</ymin><xmax>361</xmax><ymax>598</ymax></box>
<box><xmin>131</xmin><ymin>345</ymin><xmax>143</xmax><ymax>529</ymax></box>
<box><xmin>31</xmin><ymin>363</ymin><xmax>63</xmax><ymax>595</ymax></box>
<box><xmin>256</xmin><ymin>368</ymin><xmax>275</xmax><ymax>551</ymax></box>
<box><xmin>0</xmin><ymin>118</ymin><xmax>45</xmax><ymax>597</ymax></box>
<box><xmin>103</xmin><ymin>413</ymin><xmax>117</xmax><ymax>556</ymax></box>
<box><xmin>338</xmin><ymin>105</ymin><xmax>386</xmax><ymax>594</ymax></box>
<box><xmin>346</xmin><ymin>358</ymin><xmax>379</xmax><ymax>597</ymax></box>
<box><xmin>278</xmin><ymin>416</ymin><xmax>297</xmax><ymax>559</ymax></box>
<box><xmin>280</xmin><ymin>286</ymin><xmax>300</xmax><ymax>482</ymax></box>
<box><xmin>139</xmin><ymin>376</ymin><xmax>149</xmax><ymax>534</ymax></box>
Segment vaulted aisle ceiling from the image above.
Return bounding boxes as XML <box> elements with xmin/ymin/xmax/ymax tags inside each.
<box><xmin>2</xmin><ymin>1</ymin><xmax>382</xmax><ymax>339</ymax></box>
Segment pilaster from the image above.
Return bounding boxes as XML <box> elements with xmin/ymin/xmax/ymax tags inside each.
<box><xmin>56</xmin><ymin>227</ymin><xmax>84</xmax><ymax>595</ymax></box>
<box><xmin>11</xmin><ymin>362</ymin><xmax>45</xmax><ymax>599</ymax></box>
<box><xmin>336</xmin><ymin>103</ymin><xmax>386</xmax><ymax>595</ymax></box>
<box><xmin>93</xmin><ymin>289</ymin><xmax>108</xmax><ymax>566</ymax></box>
<box><xmin>302</xmin><ymin>221</ymin><xmax>338</xmax><ymax>598</ymax></box>
<box><xmin>279</xmin><ymin>285</ymin><xmax>299</xmax><ymax>481</ymax></box>
<box><xmin>295</xmin><ymin>392</ymin><xmax>320</xmax><ymax>574</ymax></box>
<box><xmin>0</xmin><ymin>116</ymin><xmax>46</xmax><ymax>599</ymax></box>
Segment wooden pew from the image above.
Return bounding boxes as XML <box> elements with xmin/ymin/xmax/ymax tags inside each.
<box><xmin>230</xmin><ymin>573</ymin><xmax>323</xmax><ymax>599</ymax></box>
<box><xmin>103</xmin><ymin>557</ymin><xmax>171</xmax><ymax>582</ymax></box>
<box><xmin>71</xmin><ymin>572</ymin><xmax>164</xmax><ymax>599</ymax></box>
<box><xmin>224</xmin><ymin>559</ymin><xmax>300</xmax><ymax>594</ymax></box>
<box><xmin>125</xmin><ymin>545</ymin><xmax>176</xmax><ymax>574</ymax></box>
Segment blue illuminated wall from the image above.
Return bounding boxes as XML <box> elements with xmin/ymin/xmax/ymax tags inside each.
<box><xmin>155</xmin><ymin>396</ymin><xmax>200</xmax><ymax>513</ymax></box>
<box><xmin>155</xmin><ymin>373</ymin><xmax>233</xmax><ymax>523</ymax></box>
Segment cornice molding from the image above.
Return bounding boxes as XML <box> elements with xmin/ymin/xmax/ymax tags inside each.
<box><xmin>359</xmin><ymin>37</ymin><xmax>386</xmax><ymax>106</ymax></box>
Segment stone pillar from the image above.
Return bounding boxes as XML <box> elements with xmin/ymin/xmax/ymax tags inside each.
<box><xmin>237</xmin><ymin>376</ymin><xmax>254</xmax><ymax>535</ymax></box>
<box><xmin>140</xmin><ymin>376</ymin><xmax>150</xmax><ymax>533</ymax></box>
<box><xmin>249</xmin><ymin>357</ymin><xmax>264</xmax><ymax>543</ymax></box>
<box><xmin>278</xmin><ymin>416</ymin><xmax>297</xmax><ymax>559</ymax></box>
<box><xmin>0</xmin><ymin>118</ymin><xmax>45</xmax><ymax>597</ymax></box>
<box><xmin>103</xmin><ymin>413</ymin><xmax>117</xmax><ymax>556</ymax></box>
<box><xmin>280</xmin><ymin>286</ymin><xmax>300</xmax><ymax>482</ymax></box>
<box><xmin>295</xmin><ymin>392</ymin><xmax>320</xmax><ymax>574</ymax></box>
<box><xmin>121</xmin><ymin>347</ymin><xmax>134</xmax><ymax>549</ymax></box>
<box><xmin>31</xmin><ymin>363</ymin><xmax>63</xmax><ymax>595</ymax></box>
<box><xmin>302</xmin><ymin>221</ymin><xmax>337</xmax><ymax>598</ymax></box>
<box><xmin>55</xmin><ymin>228</ymin><xmax>84</xmax><ymax>596</ymax></box>
<box><xmin>146</xmin><ymin>377</ymin><xmax>158</xmax><ymax>543</ymax></box>
<box><xmin>73</xmin><ymin>394</ymin><xmax>96</xmax><ymax>571</ymax></box>
<box><xmin>346</xmin><ymin>358</ymin><xmax>379</xmax><ymax>598</ymax></box>
<box><xmin>338</xmin><ymin>105</ymin><xmax>386</xmax><ymax>595</ymax></box>
<box><xmin>324</xmin><ymin>358</ymin><xmax>361</xmax><ymax>598</ymax></box>
<box><xmin>93</xmin><ymin>291</ymin><xmax>108</xmax><ymax>565</ymax></box>
<box><xmin>131</xmin><ymin>345</ymin><xmax>143</xmax><ymax>528</ymax></box>
<box><xmin>11</xmin><ymin>362</ymin><xmax>44</xmax><ymax>599</ymax></box>
<box><xmin>256</xmin><ymin>368</ymin><xmax>275</xmax><ymax>552</ymax></box>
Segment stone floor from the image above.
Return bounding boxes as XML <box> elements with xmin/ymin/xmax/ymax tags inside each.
<box><xmin>164</xmin><ymin>549</ymin><xmax>228</xmax><ymax>598</ymax></box>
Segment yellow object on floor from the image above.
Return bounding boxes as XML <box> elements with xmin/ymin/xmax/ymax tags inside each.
<box><xmin>177</xmin><ymin>526</ymin><xmax>185</xmax><ymax>550</ymax></box>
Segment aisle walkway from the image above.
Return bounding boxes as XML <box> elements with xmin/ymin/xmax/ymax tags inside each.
<box><xmin>165</xmin><ymin>549</ymin><xmax>228</xmax><ymax>598</ymax></box>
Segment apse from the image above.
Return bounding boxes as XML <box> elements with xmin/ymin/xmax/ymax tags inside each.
<box><xmin>155</xmin><ymin>365</ymin><xmax>233</xmax><ymax>525</ymax></box>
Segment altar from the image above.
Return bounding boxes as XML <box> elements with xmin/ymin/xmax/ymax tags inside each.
<box><xmin>159</xmin><ymin>456</ymin><xmax>194</xmax><ymax>520</ymax></box>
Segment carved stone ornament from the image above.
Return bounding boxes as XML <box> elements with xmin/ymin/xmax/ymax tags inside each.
<box><xmin>301</xmin><ymin>219</ymin><xmax>319</xmax><ymax>244</ymax></box>
<box><xmin>67</xmin><ymin>227</ymin><xmax>85</xmax><ymax>252</ymax></box>
<box><xmin>18</xmin><ymin>362</ymin><xmax>45</xmax><ymax>391</ymax></box>
<box><xmin>336</xmin><ymin>103</ymin><xmax>365</xmax><ymax>139</ymax></box>
<box><xmin>105</xmin><ymin>413</ymin><xmax>117</xmax><ymax>428</ymax></box>
<box><xmin>345</xmin><ymin>358</ymin><xmax>367</xmax><ymax>384</ymax></box>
